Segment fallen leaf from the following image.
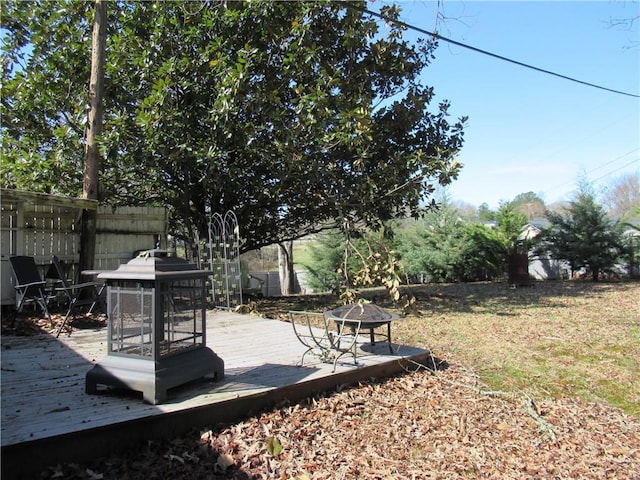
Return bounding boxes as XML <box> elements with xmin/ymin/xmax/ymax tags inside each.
<box><xmin>266</xmin><ymin>436</ymin><xmax>284</xmax><ymax>457</ymax></box>
<box><xmin>86</xmin><ymin>468</ymin><xmax>103</xmax><ymax>480</ymax></box>
<box><xmin>217</xmin><ymin>453</ymin><xmax>235</xmax><ymax>470</ymax></box>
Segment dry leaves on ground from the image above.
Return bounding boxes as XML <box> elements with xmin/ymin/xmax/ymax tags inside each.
<box><xmin>8</xmin><ymin>281</ymin><xmax>638</xmax><ymax>478</ymax></box>
<box><xmin>40</xmin><ymin>363</ymin><xmax>640</xmax><ymax>480</ymax></box>
<box><xmin>1</xmin><ymin>310</ymin><xmax>106</xmax><ymax>337</ymax></box>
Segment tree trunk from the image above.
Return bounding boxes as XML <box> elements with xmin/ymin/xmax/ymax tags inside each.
<box><xmin>278</xmin><ymin>241</ymin><xmax>295</xmax><ymax>295</ymax></box>
<box><xmin>79</xmin><ymin>0</ymin><xmax>106</xmax><ymax>275</ymax></box>
<box><xmin>507</xmin><ymin>252</ymin><xmax>531</xmax><ymax>286</ymax></box>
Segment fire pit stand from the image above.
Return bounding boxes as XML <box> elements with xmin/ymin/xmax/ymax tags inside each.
<box><xmin>85</xmin><ymin>250</ymin><xmax>224</xmax><ymax>404</ymax></box>
<box><xmin>325</xmin><ymin>303</ymin><xmax>400</xmax><ymax>354</ymax></box>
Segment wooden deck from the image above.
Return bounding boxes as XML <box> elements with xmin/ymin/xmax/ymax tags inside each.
<box><xmin>1</xmin><ymin>310</ymin><xmax>430</xmax><ymax>478</ymax></box>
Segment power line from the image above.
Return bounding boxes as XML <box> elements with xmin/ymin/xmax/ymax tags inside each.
<box><xmin>543</xmin><ymin>156</ymin><xmax>639</xmax><ymax>204</ymax></box>
<box><xmin>590</xmin><ymin>157</ymin><xmax>639</xmax><ymax>184</ymax></box>
<box><xmin>348</xmin><ymin>3</ymin><xmax>640</xmax><ymax>99</ymax></box>
<box><xmin>544</xmin><ymin>148</ymin><xmax>639</xmax><ymax>195</ymax></box>
<box><xmin>587</xmin><ymin>147</ymin><xmax>640</xmax><ymax>175</ymax></box>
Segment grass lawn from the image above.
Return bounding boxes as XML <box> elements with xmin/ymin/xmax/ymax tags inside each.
<box><xmin>255</xmin><ymin>280</ymin><xmax>640</xmax><ymax>418</ymax></box>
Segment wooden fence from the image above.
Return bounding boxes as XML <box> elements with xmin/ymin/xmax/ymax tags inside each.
<box><xmin>1</xmin><ymin>189</ymin><xmax>168</xmax><ymax>306</ymax></box>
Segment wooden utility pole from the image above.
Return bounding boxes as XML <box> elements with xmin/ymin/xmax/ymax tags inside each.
<box><xmin>79</xmin><ymin>0</ymin><xmax>106</xmax><ymax>274</ymax></box>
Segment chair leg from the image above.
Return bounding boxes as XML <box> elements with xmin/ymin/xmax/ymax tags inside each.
<box><xmin>37</xmin><ymin>292</ymin><xmax>53</xmax><ymax>328</ymax></box>
<box><xmin>88</xmin><ymin>284</ymin><xmax>106</xmax><ymax>314</ymax></box>
<box><xmin>19</xmin><ymin>291</ymin><xmax>53</xmax><ymax>327</ymax></box>
<box><xmin>56</xmin><ymin>302</ymin><xmax>75</xmax><ymax>338</ymax></box>
<box><xmin>298</xmin><ymin>347</ymin><xmax>314</xmax><ymax>367</ymax></box>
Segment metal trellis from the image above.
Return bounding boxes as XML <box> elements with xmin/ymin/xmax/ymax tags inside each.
<box><xmin>207</xmin><ymin>211</ymin><xmax>242</xmax><ymax>309</ymax></box>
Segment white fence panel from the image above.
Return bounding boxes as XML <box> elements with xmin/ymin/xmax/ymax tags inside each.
<box><xmin>95</xmin><ymin>205</ymin><xmax>168</xmax><ymax>271</ymax></box>
<box><xmin>1</xmin><ymin>189</ymin><xmax>167</xmax><ymax>306</ymax></box>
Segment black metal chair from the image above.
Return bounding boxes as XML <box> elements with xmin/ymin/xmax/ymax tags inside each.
<box><xmin>51</xmin><ymin>255</ymin><xmax>105</xmax><ymax>337</ymax></box>
<box><xmin>8</xmin><ymin>256</ymin><xmax>53</xmax><ymax>326</ymax></box>
<box><xmin>43</xmin><ymin>257</ymin><xmax>70</xmax><ymax>307</ymax></box>
<box><xmin>288</xmin><ymin>310</ymin><xmax>361</xmax><ymax>372</ymax></box>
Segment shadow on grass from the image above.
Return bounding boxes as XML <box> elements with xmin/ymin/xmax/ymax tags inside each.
<box><xmin>409</xmin><ymin>280</ymin><xmax>639</xmax><ymax>315</ymax></box>
<box><xmin>253</xmin><ymin>280</ymin><xmax>639</xmax><ymax>318</ymax></box>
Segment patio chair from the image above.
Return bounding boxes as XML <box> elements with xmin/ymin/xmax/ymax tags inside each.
<box><xmin>8</xmin><ymin>256</ymin><xmax>53</xmax><ymax>326</ymax></box>
<box><xmin>43</xmin><ymin>257</ymin><xmax>70</xmax><ymax>306</ymax></box>
<box><xmin>52</xmin><ymin>255</ymin><xmax>105</xmax><ymax>337</ymax></box>
<box><xmin>243</xmin><ymin>273</ymin><xmax>265</xmax><ymax>300</ymax></box>
<box><xmin>288</xmin><ymin>310</ymin><xmax>362</xmax><ymax>372</ymax></box>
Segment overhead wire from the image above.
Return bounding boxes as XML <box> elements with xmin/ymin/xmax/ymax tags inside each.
<box><xmin>586</xmin><ymin>147</ymin><xmax>640</xmax><ymax>175</ymax></box>
<box><xmin>344</xmin><ymin>2</ymin><xmax>640</xmax><ymax>204</ymax></box>
<box><xmin>346</xmin><ymin>3</ymin><xmax>640</xmax><ymax>99</ymax></box>
<box><xmin>543</xmin><ymin>148</ymin><xmax>640</xmax><ymax>196</ymax></box>
<box><xmin>589</xmin><ymin>158</ymin><xmax>639</xmax><ymax>184</ymax></box>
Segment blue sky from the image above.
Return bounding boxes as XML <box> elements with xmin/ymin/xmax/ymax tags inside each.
<box><xmin>380</xmin><ymin>1</ymin><xmax>640</xmax><ymax>209</ymax></box>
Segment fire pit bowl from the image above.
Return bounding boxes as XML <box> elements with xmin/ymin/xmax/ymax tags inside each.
<box><xmin>324</xmin><ymin>303</ymin><xmax>400</xmax><ymax>353</ymax></box>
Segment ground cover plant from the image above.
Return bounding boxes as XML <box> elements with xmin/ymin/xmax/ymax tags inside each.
<box><xmin>6</xmin><ymin>280</ymin><xmax>639</xmax><ymax>478</ymax></box>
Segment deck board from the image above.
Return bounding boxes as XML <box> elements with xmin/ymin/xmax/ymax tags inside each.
<box><xmin>1</xmin><ymin>309</ymin><xmax>429</xmax><ymax>478</ymax></box>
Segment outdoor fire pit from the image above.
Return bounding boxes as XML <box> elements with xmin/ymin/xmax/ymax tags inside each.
<box><xmin>85</xmin><ymin>250</ymin><xmax>224</xmax><ymax>404</ymax></box>
<box><xmin>325</xmin><ymin>303</ymin><xmax>400</xmax><ymax>353</ymax></box>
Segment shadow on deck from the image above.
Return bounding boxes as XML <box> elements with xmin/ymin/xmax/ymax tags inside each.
<box><xmin>1</xmin><ymin>310</ymin><xmax>434</xmax><ymax>478</ymax></box>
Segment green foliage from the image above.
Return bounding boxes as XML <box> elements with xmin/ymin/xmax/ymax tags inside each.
<box><xmin>396</xmin><ymin>204</ymin><xmax>507</xmax><ymax>283</ymax></box>
<box><xmin>303</xmin><ymin>231</ymin><xmax>345</xmax><ymax>293</ymax></box>
<box><xmin>304</xmin><ymin>228</ymin><xmax>399</xmax><ymax>290</ymax></box>
<box><xmin>619</xmin><ymin>223</ymin><xmax>640</xmax><ymax>279</ymax></box>
<box><xmin>265</xmin><ymin>436</ymin><xmax>283</xmax><ymax>457</ymax></box>
<box><xmin>495</xmin><ymin>201</ymin><xmax>529</xmax><ymax>254</ymax></box>
<box><xmin>539</xmin><ymin>191</ymin><xmax>623</xmax><ymax>281</ymax></box>
<box><xmin>339</xmin><ymin>226</ymin><xmax>408</xmax><ymax>305</ymax></box>
<box><xmin>511</xmin><ymin>191</ymin><xmax>546</xmax><ymax>219</ymax></box>
<box><xmin>303</xmin><ymin>225</ymin><xmax>415</xmax><ymax>309</ymax></box>
<box><xmin>460</xmin><ymin>223</ymin><xmax>508</xmax><ymax>281</ymax></box>
<box><xmin>1</xmin><ymin>1</ymin><xmax>93</xmax><ymax>194</ymax></box>
<box><xmin>477</xmin><ymin>203</ymin><xmax>496</xmax><ymax>222</ymax></box>
<box><xmin>1</xmin><ymin>1</ymin><xmax>466</xmax><ymax>253</ymax></box>
<box><xmin>396</xmin><ymin>206</ymin><xmax>465</xmax><ymax>282</ymax></box>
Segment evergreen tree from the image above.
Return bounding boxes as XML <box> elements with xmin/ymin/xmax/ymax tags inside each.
<box><xmin>396</xmin><ymin>203</ymin><xmax>506</xmax><ymax>283</ymax></box>
<box><xmin>540</xmin><ymin>191</ymin><xmax>622</xmax><ymax>281</ymax></box>
<box><xmin>459</xmin><ymin>223</ymin><xmax>507</xmax><ymax>281</ymax></box>
<box><xmin>495</xmin><ymin>201</ymin><xmax>528</xmax><ymax>254</ymax></box>
<box><xmin>303</xmin><ymin>231</ymin><xmax>345</xmax><ymax>293</ymax></box>
<box><xmin>477</xmin><ymin>203</ymin><xmax>496</xmax><ymax>222</ymax></box>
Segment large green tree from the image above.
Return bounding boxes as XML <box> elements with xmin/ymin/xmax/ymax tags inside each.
<box><xmin>495</xmin><ymin>200</ymin><xmax>529</xmax><ymax>254</ymax></box>
<box><xmin>539</xmin><ymin>191</ymin><xmax>623</xmax><ymax>281</ymax></box>
<box><xmin>1</xmin><ymin>2</ymin><xmax>92</xmax><ymax>189</ymax></box>
<box><xmin>395</xmin><ymin>201</ymin><xmax>507</xmax><ymax>283</ymax></box>
<box><xmin>394</xmin><ymin>199</ymin><xmax>530</xmax><ymax>283</ymax></box>
<box><xmin>1</xmin><ymin>1</ymin><xmax>466</xmax><ymax>253</ymax></box>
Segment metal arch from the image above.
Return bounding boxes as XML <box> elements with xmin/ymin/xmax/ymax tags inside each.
<box><xmin>207</xmin><ymin>211</ymin><xmax>243</xmax><ymax>309</ymax></box>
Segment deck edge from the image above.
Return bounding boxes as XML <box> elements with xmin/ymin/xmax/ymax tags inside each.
<box><xmin>1</xmin><ymin>352</ymin><xmax>432</xmax><ymax>479</ymax></box>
